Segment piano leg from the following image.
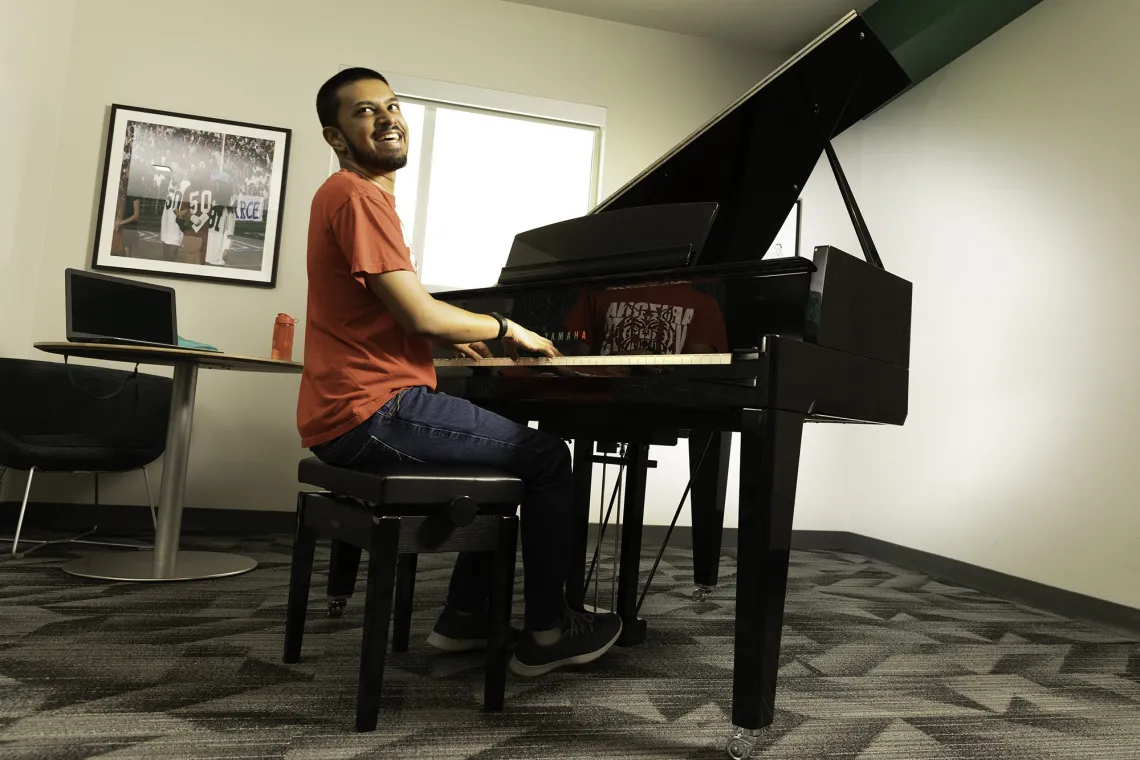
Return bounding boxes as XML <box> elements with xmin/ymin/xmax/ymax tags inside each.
<box><xmin>615</xmin><ymin>442</ymin><xmax>649</xmax><ymax>646</ymax></box>
<box><xmin>689</xmin><ymin>429</ymin><xmax>732</xmax><ymax>601</ymax></box>
<box><xmin>729</xmin><ymin>409</ymin><xmax>804</xmax><ymax>755</ymax></box>
<box><xmin>566</xmin><ymin>436</ymin><xmax>594</xmax><ymax>613</ymax></box>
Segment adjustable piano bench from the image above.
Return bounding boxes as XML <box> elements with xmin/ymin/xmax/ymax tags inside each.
<box><xmin>282</xmin><ymin>456</ymin><xmax>523</xmax><ymax>732</ymax></box>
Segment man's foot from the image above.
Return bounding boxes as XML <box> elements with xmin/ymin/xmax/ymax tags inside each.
<box><xmin>509</xmin><ymin>609</ymin><xmax>622</xmax><ymax>677</ymax></box>
<box><xmin>426</xmin><ymin>606</ymin><xmax>520</xmax><ymax>652</ymax></box>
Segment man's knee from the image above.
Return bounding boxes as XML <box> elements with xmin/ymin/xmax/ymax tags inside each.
<box><xmin>534</xmin><ymin>431</ymin><xmax>573</xmax><ymax>483</ymax></box>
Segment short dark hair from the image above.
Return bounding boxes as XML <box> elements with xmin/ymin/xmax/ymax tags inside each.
<box><xmin>316</xmin><ymin>67</ymin><xmax>390</xmax><ymax>129</ymax></box>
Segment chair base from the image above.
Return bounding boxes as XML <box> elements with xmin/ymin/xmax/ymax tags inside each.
<box><xmin>0</xmin><ymin>464</ymin><xmax>157</xmax><ymax>558</ymax></box>
<box><xmin>61</xmin><ymin>550</ymin><xmax>257</xmax><ymax>581</ymax></box>
<box><xmin>0</xmin><ymin>532</ymin><xmax>152</xmax><ymax>559</ymax></box>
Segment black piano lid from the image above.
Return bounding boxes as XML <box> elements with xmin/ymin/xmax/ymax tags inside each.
<box><xmin>590</xmin><ymin>11</ymin><xmax>911</xmax><ymax>268</ymax></box>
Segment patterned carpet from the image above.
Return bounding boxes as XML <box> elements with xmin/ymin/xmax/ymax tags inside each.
<box><xmin>0</xmin><ymin>533</ymin><xmax>1137</xmax><ymax>759</ymax></box>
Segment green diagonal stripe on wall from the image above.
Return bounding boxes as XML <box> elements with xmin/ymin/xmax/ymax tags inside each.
<box><xmin>864</xmin><ymin>0</ymin><xmax>1045</xmax><ymax>95</ymax></box>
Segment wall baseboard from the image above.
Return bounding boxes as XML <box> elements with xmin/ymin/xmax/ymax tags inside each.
<box><xmin>792</xmin><ymin>530</ymin><xmax>1140</xmax><ymax>639</ymax></box>
<box><xmin>4</xmin><ymin>501</ymin><xmax>1136</xmax><ymax>637</ymax></box>
<box><xmin>0</xmin><ymin>500</ymin><xmax>296</xmax><ymax>536</ymax></box>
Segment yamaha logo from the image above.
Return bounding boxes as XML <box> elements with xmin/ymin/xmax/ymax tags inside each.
<box><xmin>543</xmin><ymin>330</ymin><xmax>587</xmax><ymax>341</ymax></box>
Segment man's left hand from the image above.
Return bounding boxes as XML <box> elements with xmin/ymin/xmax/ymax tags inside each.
<box><xmin>452</xmin><ymin>341</ymin><xmax>493</xmax><ymax>360</ymax></box>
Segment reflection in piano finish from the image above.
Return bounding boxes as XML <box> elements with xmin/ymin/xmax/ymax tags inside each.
<box><xmin>437</xmin><ymin>249</ymin><xmax>908</xmax><ymax>424</ymax></box>
<box><xmin>433</xmin><ymin>11</ymin><xmax>913</xmax><ymax>760</ymax></box>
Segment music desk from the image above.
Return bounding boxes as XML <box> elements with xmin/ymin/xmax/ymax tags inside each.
<box><xmin>33</xmin><ymin>342</ymin><xmax>303</xmax><ymax>582</ymax></box>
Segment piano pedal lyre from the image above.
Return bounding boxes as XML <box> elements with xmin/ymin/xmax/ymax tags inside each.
<box><xmin>585</xmin><ymin>441</ymin><xmax>626</xmax><ymax>614</ymax></box>
<box><xmin>609</xmin><ymin>443</ymin><xmax>623</xmax><ymax>613</ymax></box>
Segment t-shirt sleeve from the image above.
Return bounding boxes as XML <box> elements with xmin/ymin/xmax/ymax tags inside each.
<box><xmin>329</xmin><ymin>193</ymin><xmax>414</xmax><ymax>283</ymax></box>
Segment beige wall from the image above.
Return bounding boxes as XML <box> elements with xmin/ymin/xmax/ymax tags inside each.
<box><xmin>804</xmin><ymin>0</ymin><xmax>1140</xmax><ymax>609</ymax></box>
<box><xmin>645</xmin><ymin>0</ymin><xmax>1140</xmax><ymax>609</ymax></box>
<box><xmin>0</xmin><ymin>0</ymin><xmax>76</xmax><ymax>503</ymax></box>
<box><xmin>0</xmin><ymin>0</ymin><xmax>75</xmax><ymax>359</ymax></box>
<box><xmin>13</xmin><ymin>0</ymin><xmax>778</xmax><ymax>510</ymax></box>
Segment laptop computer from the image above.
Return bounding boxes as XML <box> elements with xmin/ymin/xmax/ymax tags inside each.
<box><xmin>65</xmin><ymin>268</ymin><xmax>179</xmax><ymax>349</ymax></box>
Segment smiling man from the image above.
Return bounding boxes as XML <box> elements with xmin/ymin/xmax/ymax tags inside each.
<box><xmin>297</xmin><ymin>67</ymin><xmax>622</xmax><ymax>677</ymax></box>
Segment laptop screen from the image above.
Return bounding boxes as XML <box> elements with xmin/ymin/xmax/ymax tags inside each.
<box><xmin>66</xmin><ymin>269</ymin><xmax>177</xmax><ymax>346</ymax></box>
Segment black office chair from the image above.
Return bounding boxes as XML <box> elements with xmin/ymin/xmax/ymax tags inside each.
<box><xmin>0</xmin><ymin>357</ymin><xmax>172</xmax><ymax>557</ymax></box>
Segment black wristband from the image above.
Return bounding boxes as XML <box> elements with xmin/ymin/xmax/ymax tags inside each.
<box><xmin>489</xmin><ymin>312</ymin><xmax>508</xmax><ymax>340</ymax></box>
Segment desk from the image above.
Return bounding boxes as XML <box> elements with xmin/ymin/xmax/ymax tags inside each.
<box><xmin>33</xmin><ymin>342</ymin><xmax>303</xmax><ymax>582</ymax></box>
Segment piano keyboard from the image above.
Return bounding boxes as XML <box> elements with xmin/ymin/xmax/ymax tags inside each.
<box><xmin>435</xmin><ymin>353</ymin><xmax>732</xmax><ymax>367</ymax></box>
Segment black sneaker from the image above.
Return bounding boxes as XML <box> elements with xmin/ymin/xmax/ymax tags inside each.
<box><xmin>426</xmin><ymin>606</ymin><xmax>520</xmax><ymax>652</ymax></box>
<box><xmin>509</xmin><ymin>609</ymin><xmax>623</xmax><ymax>677</ymax></box>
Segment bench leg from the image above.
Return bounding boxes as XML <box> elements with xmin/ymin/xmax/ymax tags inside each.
<box><xmin>356</xmin><ymin>517</ymin><xmax>401</xmax><ymax>732</ymax></box>
<box><xmin>283</xmin><ymin>493</ymin><xmax>317</xmax><ymax>664</ymax></box>
<box><xmin>484</xmin><ymin>515</ymin><xmax>519</xmax><ymax>711</ymax></box>
<box><xmin>327</xmin><ymin>539</ymin><xmax>363</xmax><ymax>617</ymax></box>
<box><xmin>391</xmin><ymin>554</ymin><xmax>418</xmax><ymax>653</ymax></box>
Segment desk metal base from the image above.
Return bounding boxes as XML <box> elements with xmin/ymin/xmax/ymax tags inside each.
<box><xmin>29</xmin><ymin>346</ymin><xmax>302</xmax><ymax>586</ymax></box>
<box><xmin>62</xmin><ymin>551</ymin><xmax>257</xmax><ymax>582</ymax></box>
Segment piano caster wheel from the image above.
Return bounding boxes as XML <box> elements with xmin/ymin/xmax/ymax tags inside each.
<box><xmin>327</xmin><ymin>597</ymin><xmax>347</xmax><ymax>618</ymax></box>
<box><xmin>692</xmin><ymin>585</ymin><xmax>713</xmax><ymax>602</ymax></box>
<box><xmin>726</xmin><ymin>728</ymin><xmax>760</xmax><ymax>759</ymax></box>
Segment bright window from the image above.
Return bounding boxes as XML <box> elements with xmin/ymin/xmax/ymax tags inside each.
<box><xmin>331</xmin><ymin>71</ymin><xmax>605</xmax><ymax>291</ymax></box>
<box><xmin>390</xmin><ymin>101</ymin><xmax>425</xmax><ymax>236</ymax></box>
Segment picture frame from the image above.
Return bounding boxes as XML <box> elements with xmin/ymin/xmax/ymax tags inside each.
<box><xmin>764</xmin><ymin>198</ymin><xmax>802</xmax><ymax>259</ymax></box>
<box><xmin>91</xmin><ymin>104</ymin><xmax>291</xmax><ymax>288</ymax></box>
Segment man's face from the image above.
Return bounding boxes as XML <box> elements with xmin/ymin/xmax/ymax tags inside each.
<box><xmin>329</xmin><ymin>78</ymin><xmax>409</xmax><ymax>174</ymax></box>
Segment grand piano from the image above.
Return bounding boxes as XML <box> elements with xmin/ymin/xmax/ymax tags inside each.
<box><xmin>433</xmin><ymin>11</ymin><xmax>913</xmax><ymax>759</ymax></box>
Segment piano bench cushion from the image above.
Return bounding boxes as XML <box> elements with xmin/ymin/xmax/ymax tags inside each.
<box><xmin>298</xmin><ymin>457</ymin><xmax>524</xmax><ymax>507</ymax></box>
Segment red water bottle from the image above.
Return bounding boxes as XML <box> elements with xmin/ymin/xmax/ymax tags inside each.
<box><xmin>271</xmin><ymin>313</ymin><xmax>296</xmax><ymax>361</ymax></box>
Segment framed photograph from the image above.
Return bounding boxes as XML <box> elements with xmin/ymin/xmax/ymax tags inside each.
<box><xmin>764</xmin><ymin>199</ymin><xmax>802</xmax><ymax>259</ymax></box>
<box><xmin>91</xmin><ymin>104</ymin><xmax>291</xmax><ymax>287</ymax></box>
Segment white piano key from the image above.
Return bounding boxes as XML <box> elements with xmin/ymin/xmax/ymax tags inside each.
<box><xmin>434</xmin><ymin>353</ymin><xmax>733</xmax><ymax>367</ymax></box>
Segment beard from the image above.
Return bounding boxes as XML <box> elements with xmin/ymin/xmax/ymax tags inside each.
<box><xmin>345</xmin><ymin>135</ymin><xmax>408</xmax><ymax>173</ymax></box>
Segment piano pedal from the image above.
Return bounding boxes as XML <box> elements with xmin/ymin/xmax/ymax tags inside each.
<box><xmin>726</xmin><ymin>728</ymin><xmax>761</xmax><ymax>759</ymax></box>
<box><xmin>327</xmin><ymin>596</ymin><xmax>348</xmax><ymax>618</ymax></box>
<box><xmin>692</xmin><ymin>584</ymin><xmax>714</xmax><ymax>602</ymax></box>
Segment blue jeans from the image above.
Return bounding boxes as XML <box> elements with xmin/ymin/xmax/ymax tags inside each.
<box><xmin>311</xmin><ymin>385</ymin><xmax>573</xmax><ymax>630</ymax></box>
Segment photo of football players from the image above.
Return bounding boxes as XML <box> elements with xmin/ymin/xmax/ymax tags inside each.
<box><xmin>108</xmin><ymin>121</ymin><xmax>278</xmax><ymax>271</ymax></box>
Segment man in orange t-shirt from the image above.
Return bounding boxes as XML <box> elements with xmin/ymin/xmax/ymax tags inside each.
<box><xmin>297</xmin><ymin>68</ymin><xmax>621</xmax><ymax>677</ymax></box>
